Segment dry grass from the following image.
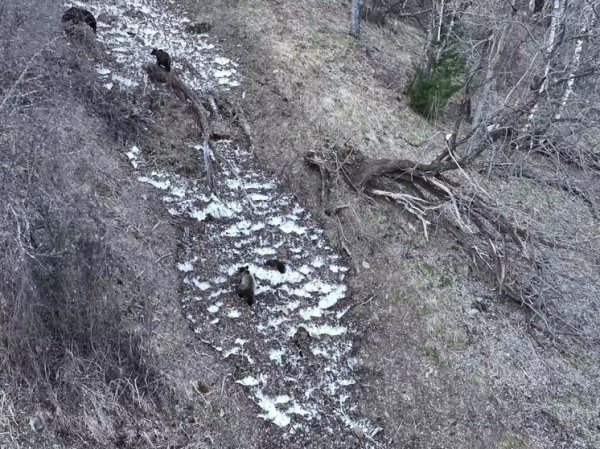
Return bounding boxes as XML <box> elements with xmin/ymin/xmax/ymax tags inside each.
<box><xmin>188</xmin><ymin>1</ymin><xmax>600</xmax><ymax>447</ymax></box>
<box><xmin>0</xmin><ymin>2</ymin><xmax>197</xmax><ymax>447</ymax></box>
<box><xmin>257</xmin><ymin>1</ymin><xmax>437</xmax><ymax>158</ymax></box>
<box><xmin>3</xmin><ymin>0</ymin><xmax>599</xmax><ymax>447</ymax></box>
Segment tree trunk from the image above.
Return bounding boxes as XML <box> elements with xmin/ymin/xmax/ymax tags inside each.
<box><xmin>554</xmin><ymin>3</ymin><xmax>593</xmax><ymax>119</ymax></box>
<box><xmin>472</xmin><ymin>10</ymin><xmax>514</xmax><ymax>126</ymax></box>
<box><xmin>415</xmin><ymin>1</ymin><xmax>437</xmax><ymax>75</ymax></box>
<box><xmin>525</xmin><ymin>0</ymin><xmax>566</xmax><ymax>127</ymax></box>
<box><xmin>435</xmin><ymin>0</ymin><xmax>445</xmax><ymax>43</ymax></box>
<box><xmin>554</xmin><ymin>35</ymin><xmax>584</xmax><ymax>120</ymax></box>
<box><xmin>350</xmin><ymin>0</ymin><xmax>361</xmax><ymax>38</ymax></box>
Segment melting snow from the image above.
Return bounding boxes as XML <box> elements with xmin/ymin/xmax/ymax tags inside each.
<box><xmin>256</xmin><ymin>247</ymin><xmax>278</xmax><ymax>256</ymax></box>
<box><xmin>318</xmin><ymin>286</ymin><xmax>347</xmax><ymax>309</ymax></box>
<box><xmin>236</xmin><ymin>376</ymin><xmax>260</xmax><ymax>387</ymax></box>
<box><xmin>214</xmin><ymin>57</ymin><xmax>231</xmax><ymax>65</ymax></box>
<box><xmin>279</xmin><ymin>221</ymin><xmax>307</xmax><ymax>235</ymax></box>
<box><xmin>269</xmin><ymin>348</ymin><xmax>285</xmax><ymax>366</ymax></box>
<box><xmin>207</xmin><ymin>304</ymin><xmax>221</xmax><ymax>314</ymax></box>
<box><xmin>227</xmin><ymin>309</ymin><xmax>241</xmax><ymax>318</ymax></box>
<box><xmin>223</xmin><ymin>347</ymin><xmax>240</xmax><ymax>358</ymax></box>
<box><xmin>256</xmin><ymin>391</ymin><xmax>292</xmax><ymax>427</ymax></box>
<box><xmin>190</xmin><ymin>279</ymin><xmax>211</xmax><ymax>291</ymax></box>
<box><xmin>126</xmin><ymin>145</ymin><xmax>141</xmax><ymax>168</ymax></box>
<box><xmin>312</xmin><ymin>257</ymin><xmax>325</xmax><ymax>268</ymax></box>
<box><xmin>96</xmin><ymin>67</ymin><xmax>111</xmax><ymax>75</ymax></box>
<box><xmin>77</xmin><ymin>0</ymin><xmax>378</xmax><ymax>444</ymax></box>
<box><xmin>177</xmin><ymin>261</ymin><xmax>194</xmax><ymax>272</ymax></box>
<box><xmin>189</xmin><ymin>201</ymin><xmax>240</xmax><ymax>221</ymax></box>
<box><xmin>72</xmin><ymin>0</ymin><xmax>240</xmax><ymax>91</ymax></box>
<box><xmin>138</xmin><ymin>174</ymin><xmax>170</xmax><ymax>190</ymax></box>
<box><xmin>305</xmin><ymin>324</ymin><xmax>347</xmax><ymax>337</ymax></box>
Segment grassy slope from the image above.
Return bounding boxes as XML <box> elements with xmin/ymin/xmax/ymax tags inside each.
<box><xmin>184</xmin><ymin>1</ymin><xmax>600</xmax><ymax>448</ymax></box>
<box><xmin>2</xmin><ymin>0</ymin><xmax>598</xmax><ymax>448</ymax></box>
<box><xmin>0</xmin><ymin>1</ymin><xmax>262</xmax><ymax>448</ymax></box>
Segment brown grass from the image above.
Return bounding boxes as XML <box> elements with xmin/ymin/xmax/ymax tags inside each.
<box><xmin>187</xmin><ymin>1</ymin><xmax>600</xmax><ymax>447</ymax></box>
<box><xmin>0</xmin><ymin>2</ymin><xmax>189</xmax><ymax>447</ymax></box>
<box><xmin>3</xmin><ymin>0</ymin><xmax>599</xmax><ymax>447</ymax></box>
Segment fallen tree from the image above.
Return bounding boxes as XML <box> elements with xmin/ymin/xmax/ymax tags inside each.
<box><xmin>305</xmin><ymin>124</ymin><xmax>596</xmax><ymax>343</ymax></box>
<box><xmin>146</xmin><ymin>65</ymin><xmax>216</xmax><ymax>184</ymax></box>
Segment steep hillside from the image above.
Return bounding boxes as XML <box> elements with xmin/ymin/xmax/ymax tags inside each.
<box><xmin>1</xmin><ymin>1</ymin><xmax>599</xmax><ymax>448</ymax></box>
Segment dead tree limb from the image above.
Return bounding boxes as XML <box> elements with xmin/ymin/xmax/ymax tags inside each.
<box><xmin>303</xmin><ymin>141</ymin><xmax>582</xmax><ymax>325</ymax></box>
<box><xmin>145</xmin><ymin>65</ymin><xmax>211</xmax><ymax>141</ymax></box>
<box><xmin>146</xmin><ymin>64</ymin><xmax>214</xmax><ymax>184</ymax></box>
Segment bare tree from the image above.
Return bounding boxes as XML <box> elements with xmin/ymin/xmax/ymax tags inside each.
<box><xmin>327</xmin><ymin>0</ymin><xmax>600</xmax><ymax>343</ymax></box>
<box><xmin>351</xmin><ymin>0</ymin><xmax>362</xmax><ymax>38</ymax></box>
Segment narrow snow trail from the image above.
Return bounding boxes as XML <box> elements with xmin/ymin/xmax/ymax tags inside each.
<box><xmin>69</xmin><ymin>0</ymin><xmax>381</xmax><ymax>445</ymax></box>
<box><xmin>72</xmin><ymin>0</ymin><xmax>240</xmax><ymax>91</ymax></box>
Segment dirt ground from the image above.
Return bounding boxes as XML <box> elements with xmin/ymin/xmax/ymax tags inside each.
<box><xmin>3</xmin><ymin>0</ymin><xmax>599</xmax><ymax>448</ymax></box>
<box><xmin>176</xmin><ymin>1</ymin><xmax>600</xmax><ymax>448</ymax></box>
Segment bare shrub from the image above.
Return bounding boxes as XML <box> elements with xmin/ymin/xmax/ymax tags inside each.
<box><xmin>0</xmin><ymin>1</ymin><xmax>176</xmax><ymax>446</ymax></box>
<box><xmin>361</xmin><ymin>0</ymin><xmax>431</xmax><ymax>27</ymax></box>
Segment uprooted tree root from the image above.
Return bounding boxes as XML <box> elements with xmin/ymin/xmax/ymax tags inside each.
<box><xmin>305</xmin><ymin>144</ymin><xmax>586</xmax><ymax>341</ymax></box>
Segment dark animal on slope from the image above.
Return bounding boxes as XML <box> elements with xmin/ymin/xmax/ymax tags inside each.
<box><xmin>236</xmin><ymin>266</ymin><xmax>255</xmax><ymax>306</ymax></box>
<box><xmin>62</xmin><ymin>7</ymin><xmax>97</xmax><ymax>34</ymax></box>
<box><xmin>265</xmin><ymin>259</ymin><xmax>286</xmax><ymax>273</ymax></box>
<box><xmin>151</xmin><ymin>48</ymin><xmax>171</xmax><ymax>72</ymax></box>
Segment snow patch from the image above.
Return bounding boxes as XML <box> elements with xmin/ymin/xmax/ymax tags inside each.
<box><xmin>227</xmin><ymin>309</ymin><xmax>241</xmax><ymax>318</ymax></box>
<box><xmin>191</xmin><ymin>279</ymin><xmax>211</xmax><ymax>291</ymax></box>
<box><xmin>126</xmin><ymin>145</ymin><xmax>141</xmax><ymax>168</ymax></box>
<box><xmin>190</xmin><ymin>201</ymin><xmax>240</xmax><ymax>221</ymax></box>
<box><xmin>306</xmin><ymin>324</ymin><xmax>347</xmax><ymax>337</ymax></box>
<box><xmin>207</xmin><ymin>303</ymin><xmax>222</xmax><ymax>314</ymax></box>
<box><xmin>177</xmin><ymin>261</ymin><xmax>194</xmax><ymax>272</ymax></box>
<box><xmin>256</xmin><ymin>391</ymin><xmax>291</xmax><ymax>427</ymax></box>
<box><xmin>279</xmin><ymin>221</ymin><xmax>306</xmax><ymax>235</ymax></box>
<box><xmin>318</xmin><ymin>285</ymin><xmax>347</xmax><ymax>309</ymax></box>
<box><xmin>222</xmin><ymin>220</ymin><xmax>265</xmax><ymax>237</ymax></box>
<box><xmin>269</xmin><ymin>349</ymin><xmax>285</xmax><ymax>366</ymax></box>
<box><xmin>138</xmin><ymin>175</ymin><xmax>170</xmax><ymax>190</ymax></box>
<box><xmin>236</xmin><ymin>376</ymin><xmax>259</xmax><ymax>387</ymax></box>
<box><xmin>91</xmin><ymin>0</ymin><xmax>373</xmax><ymax>436</ymax></box>
<box><xmin>256</xmin><ymin>247</ymin><xmax>278</xmax><ymax>256</ymax></box>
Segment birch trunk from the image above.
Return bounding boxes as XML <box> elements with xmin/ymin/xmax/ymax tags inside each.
<box><xmin>526</xmin><ymin>0</ymin><xmax>566</xmax><ymax>126</ymax></box>
<box><xmin>554</xmin><ymin>35</ymin><xmax>584</xmax><ymax>120</ymax></box>
<box><xmin>350</xmin><ymin>0</ymin><xmax>361</xmax><ymax>38</ymax></box>
<box><xmin>436</xmin><ymin>0</ymin><xmax>445</xmax><ymax>43</ymax></box>
<box><xmin>554</xmin><ymin>3</ymin><xmax>593</xmax><ymax>119</ymax></box>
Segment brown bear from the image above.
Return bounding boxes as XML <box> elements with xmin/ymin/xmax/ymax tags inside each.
<box><xmin>151</xmin><ymin>49</ymin><xmax>171</xmax><ymax>72</ymax></box>
<box><xmin>236</xmin><ymin>266</ymin><xmax>255</xmax><ymax>306</ymax></box>
<box><xmin>62</xmin><ymin>7</ymin><xmax>97</xmax><ymax>34</ymax></box>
